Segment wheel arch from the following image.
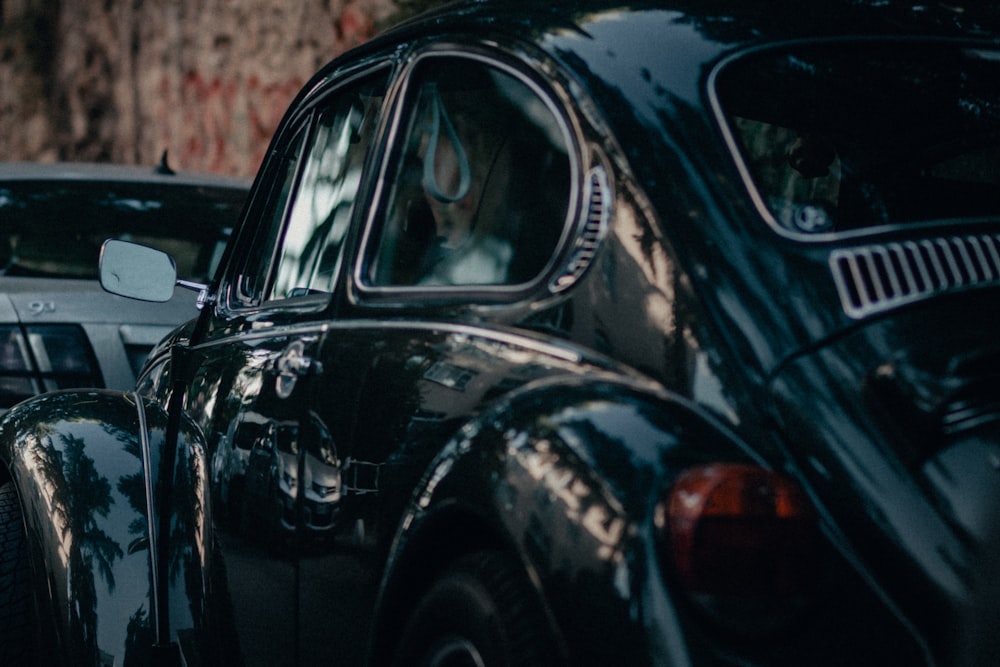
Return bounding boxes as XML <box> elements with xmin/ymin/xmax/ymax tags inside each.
<box><xmin>369</xmin><ymin>500</ymin><xmax>530</xmax><ymax>665</ymax></box>
<box><xmin>371</xmin><ymin>373</ymin><xmax>761</xmax><ymax>666</ymax></box>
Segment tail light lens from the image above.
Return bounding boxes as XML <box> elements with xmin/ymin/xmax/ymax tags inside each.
<box><xmin>0</xmin><ymin>324</ymin><xmax>103</xmax><ymax>408</ymax></box>
<box><xmin>657</xmin><ymin>463</ymin><xmax>821</xmax><ymax>633</ymax></box>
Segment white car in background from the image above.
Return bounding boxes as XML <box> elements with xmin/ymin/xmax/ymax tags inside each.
<box><xmin>0</xmin><ymin>160</ymin><xmax>249</xmax><ymax>409</ymax></box>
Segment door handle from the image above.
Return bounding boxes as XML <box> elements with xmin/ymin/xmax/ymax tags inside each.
<box><xmin>273</xmin><ymin>340</ymin><xmax>320</xmax><ymax>399</ymax></box>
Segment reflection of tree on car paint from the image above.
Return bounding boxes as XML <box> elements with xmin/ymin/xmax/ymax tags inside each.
<box><xmin>1</xmin><ymin>392</ymin><xmax>217</xmax><ymax>664</ymax></box>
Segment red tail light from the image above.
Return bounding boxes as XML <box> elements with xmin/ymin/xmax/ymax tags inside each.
<box><xmin>657</xmin><ymin>463</ymin><xmax>821</xmax><ymax>631</ymax></box>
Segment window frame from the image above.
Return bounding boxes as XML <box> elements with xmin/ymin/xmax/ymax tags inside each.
<box><xmin>352</xmin><ymin>44</ymin><xmax>583</xmax><ymax>306</ymax></box>
<box><xmin>218</xmin><ymin>62</ymin><xmax>394</xmax><ymax>315</ymax></box>
<box><xmin>267</xmin><ymin>72</ymin><xmax>392</xmax><ymax>304</ymax></box>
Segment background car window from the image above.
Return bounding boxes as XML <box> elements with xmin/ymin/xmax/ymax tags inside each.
<box><xmin>268</xmin><ymin>75</ymin><xmax>387</xmax><ymax>301</ymax></box>
<box><xmin>367</xmin><ymin>57</ymin><xmax>570</xmax><ymax>288</ymax></box>
<box><xmin>0</xmin><ymin>180</ymin><xmax>243</xmax><ymax>281</ymax></box>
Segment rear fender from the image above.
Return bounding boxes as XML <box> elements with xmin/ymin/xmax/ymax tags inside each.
<box><xmin>0</xmin><ymin>389</ymin><xmax>211</xmax><ymax>666</ymax></box>
<box><xmin>375</xmin><ymin>375</ymin><xmax>759</xmax><ymax>666</ymax></box>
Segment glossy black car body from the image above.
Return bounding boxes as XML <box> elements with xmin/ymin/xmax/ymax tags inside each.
<box><xmin>3</xmin><ymin>1</ymin><xmax>1000</xmax><ymax>665</ymax></box>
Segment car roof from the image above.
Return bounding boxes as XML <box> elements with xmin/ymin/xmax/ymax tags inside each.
<box><xmin>359</xmin><ymin>0</ymin><xmax>1000</xmax><ymax>101</ymax></box>
<box><xmin>315</xmin><ymin>1</ymin><xmax>1000</xmax><ymax>153</ymax></box>
<box><xmin>0</xmin><ymin>161</ymin><xmax>251</xmax><ymax>190</ymax></box>
<box><xmin>390</xmin><ymin>0</ymin><xmax>1000</xmax><ymax>47</ymax></box>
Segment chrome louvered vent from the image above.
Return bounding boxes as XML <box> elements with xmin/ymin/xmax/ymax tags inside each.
<box><xmin>550</xmin><ymin>165</ymin><xmax>610</xmax><ymax>292</ymax></box>
<box><xmin>831</xmin><ymin>234</ymin><xmax>1000</xmax><ymax>319</ymax></box>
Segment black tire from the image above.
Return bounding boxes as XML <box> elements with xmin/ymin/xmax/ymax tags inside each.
<box><xmin>392</xmin><ymin>550</ymin><xmax>554</xmax><ymax>667</ymax></box>
<box><xmin>0</xmin><ymin>481</ymin><xmax>32</xmax><ymax>663</ymax></box>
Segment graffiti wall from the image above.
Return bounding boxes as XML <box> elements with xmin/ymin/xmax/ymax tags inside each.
<box><xmin>0</xmin><ymin>0</ymin><xmax>401</xmax><ymax>176</ymax></box>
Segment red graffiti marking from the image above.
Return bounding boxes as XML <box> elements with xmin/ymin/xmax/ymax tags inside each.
<box><xmin>157</xmin><ymin>70</ymin><xmax>301</xmax><ymax>176</ymax></box>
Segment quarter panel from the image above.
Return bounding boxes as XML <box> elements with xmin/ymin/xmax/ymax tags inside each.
<box><xmin>382</xmin><ymin>373</ymin><xmax>931</xmax><ymax>665</ymax></box>
<box><xmin>306</xmin><ymin>322</ymin><xmax>649</xmax><ymax>664</ymax></box>
<box><xmin>379</xmin><ymin>376</ymin><xmax>760</xmax><ymax>666</ymax></box>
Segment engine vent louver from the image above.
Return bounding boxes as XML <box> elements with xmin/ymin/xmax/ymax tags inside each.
<box><xmin>831</xmin><ymin>234</ymin><xmax>1000</xmax><ymax>318</ymax></box>
<box><xmin>550</xmin><ymin>165</ymin><xmax>610</xmax><ymax>292</ymax></box>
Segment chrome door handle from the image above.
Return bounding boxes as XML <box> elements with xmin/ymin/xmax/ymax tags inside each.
<box><xmin>273</xmin><ymin>341</ymin><xmax>320</xmax><ymax>399</ymax></box>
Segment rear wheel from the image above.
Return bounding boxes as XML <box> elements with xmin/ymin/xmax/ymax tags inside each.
<box><xmin>0</xmin><ymin>481</ymin><xmax>31</xmax><ymax>663</ymax></box>
<box><xmin>392</xmin><ymin>550</ymin><xmax>554</xmax><ymax>667</ymax></box>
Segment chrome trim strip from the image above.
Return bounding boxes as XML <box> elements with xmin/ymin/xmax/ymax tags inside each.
<box><xmin>190</xmin><ymin>318</ymin><xmax>584</xmax><ymax>364</ymax></box>
<box><xmin>190</xmin><ymin>321</ymin><xmax>331</xmax><ymax>352</ymax></box>
<box><xmin>323</xmin><ymin>318</ymin><xmax>584</xmax><ymax>364</ymax></box>
<box><xmin>132</xmin><ymin>391</ymin><xmax>163</xmax><ymax>643</ymax></box>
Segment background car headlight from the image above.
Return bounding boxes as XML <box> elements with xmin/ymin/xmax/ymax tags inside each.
<box><xmin>281</xmin><ymin>469</ymin><xmax>297</xmax><ymax>494</ymax></box>
<box><xmin>311</xmin><ymin>481</ymin><xmax>339</xmax><ymax>499</ymax></box>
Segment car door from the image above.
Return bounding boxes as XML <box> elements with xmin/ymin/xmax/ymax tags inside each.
<box><xmin>294</xmin><ymin>46</ymin><xmax>580</xmax><ymax>662</ymax></box>
<box><xmin>173</xmin><ymin>63</ymin><xmax>391</xmax><ymax>667</ymax></box>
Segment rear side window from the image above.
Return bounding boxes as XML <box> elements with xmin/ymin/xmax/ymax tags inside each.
<box><xmin>365</xmin><ymin>55</ymin><xmax>571</xmax><ymax>289</ymax></box>
<box><xmin>714</xmin><ymin>43</ymin><xmax>1000</xmax><ymax>236</ymax></box>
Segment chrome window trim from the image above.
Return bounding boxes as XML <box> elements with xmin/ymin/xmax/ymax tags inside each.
<box><xmin>352</xmin><ymin>43</ymin><xmax>584</xmax><ymax>304</ymax></box>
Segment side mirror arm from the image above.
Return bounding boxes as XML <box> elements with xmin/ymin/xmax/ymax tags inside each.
<box><xmin>175</xmin><ymin>278</ymin><xmax>212</xmax><ymax>310</ymax></box>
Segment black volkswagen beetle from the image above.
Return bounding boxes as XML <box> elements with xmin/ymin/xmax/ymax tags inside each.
<box><xmin>3</xmin><ymin>1</ymin><xmax>1000</xmax><ymax>665</ymax></box>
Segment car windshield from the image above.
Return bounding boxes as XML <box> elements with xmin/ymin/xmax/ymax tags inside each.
<box><xmin>715</xmin><ymin>43</ymin><xmax>1000</xmax><ymax>236</ymax></box>
<box><xmin>0</xmin><ymin>179</ymin><xmax>245</xmax><ymax>280</ymax></box>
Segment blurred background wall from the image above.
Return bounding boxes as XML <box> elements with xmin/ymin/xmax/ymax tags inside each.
<box><xmin>0</xmin><ymin>0</ymin><xmax>435</xmax><ymax>177</ymax></box>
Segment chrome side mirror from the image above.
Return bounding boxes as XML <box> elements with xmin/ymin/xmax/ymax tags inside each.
<box><xmin>99</xmin><ymin>239</ymin><xmax>178</xmax><ymax>302</ymax></box>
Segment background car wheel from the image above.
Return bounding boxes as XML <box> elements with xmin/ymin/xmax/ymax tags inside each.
<box><xmin>392</xmin><ymin>550</ymin><xmax>553</xmax><ymax>667</ymax></box>
<box><xmin>0</xmin><ymin>481</ymin><xmax>32</xmax><ymax>663</ymax></box>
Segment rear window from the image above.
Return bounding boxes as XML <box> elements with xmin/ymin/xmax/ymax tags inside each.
<box><xmin>0</xmin><ymin>179</ymin><xmax>246</xmax><ymax>280</ymax></box>
<box><xmin>714</xmin><ymin>43</ymin><xmax>1000</xmax><ymax>236</ymax></box>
